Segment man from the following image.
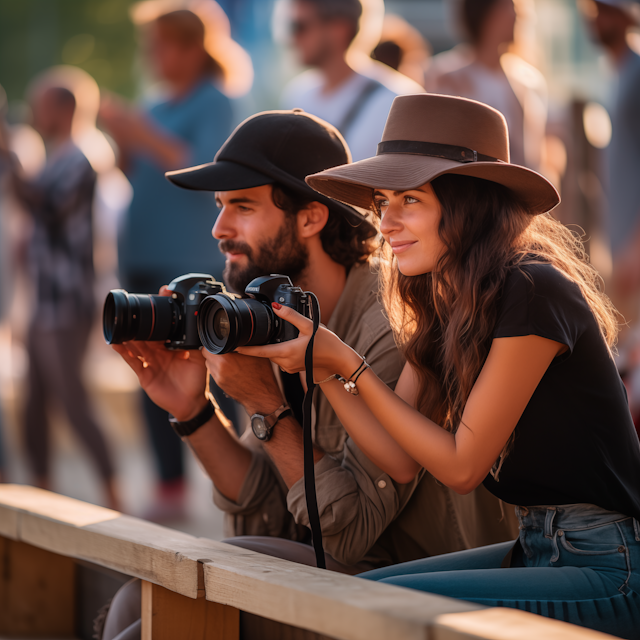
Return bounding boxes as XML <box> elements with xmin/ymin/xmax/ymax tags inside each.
<box><xmin>280</xmin><ymin>0</ymin><xmax>423</xmax><ymax>161</ymax></box>
<box><xmin>11</xmin><ymin>85</ymin><xmax>118</xmax><ymax>507</ymax></box>
<box><xmin>583</xmin><ymin>0</ymin><xmax>640</xmax><ymax>329</ymax></box>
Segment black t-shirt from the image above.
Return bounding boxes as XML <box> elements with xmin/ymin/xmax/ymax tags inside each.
<box><xmin>482</xmin><ymin>262</ymin><xmax>640</xmax><ymax>520</ymax></box>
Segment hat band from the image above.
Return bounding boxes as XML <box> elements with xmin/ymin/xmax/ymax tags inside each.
<box><xmin>377</xmin><ymin>140</ymin><xmax>502</xmax><ymax>164</ymax></box>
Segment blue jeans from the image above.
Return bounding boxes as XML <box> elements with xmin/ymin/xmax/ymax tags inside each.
<box><xmin>360</xmin><ymin>504</ymin><xmax>640</xmax><ymax>639</ymax></box>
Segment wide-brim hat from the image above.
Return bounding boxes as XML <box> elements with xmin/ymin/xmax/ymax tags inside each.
<box><xmin>305</xmin><ymin>94</ymin><xmax>560</xmax><ymax>216</ymax></box>
<box><xmin>165</xmin><ymin>109</ymin><xmax>376</xmax><ymax>233</ymax></box>
<box><xmin>130</xmin><ymin>0</ymin><xmax>253</xmax><ymax>98</ymax></box>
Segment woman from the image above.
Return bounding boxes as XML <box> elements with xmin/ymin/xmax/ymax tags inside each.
<box><xmin>99</xmin><ymin>0</ymin><xmax>251</xmax><ymax>521</ymax></box>
<box><xmin>235</xmin><ymin>94</ymin><xmax>640</xmax><ymax>638</ymax></box>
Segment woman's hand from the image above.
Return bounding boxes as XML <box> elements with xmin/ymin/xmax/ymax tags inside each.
<box><xmin>235</xmin><ymin>303</ymin><xmax>360</xmax><ymax>380</ymax></box>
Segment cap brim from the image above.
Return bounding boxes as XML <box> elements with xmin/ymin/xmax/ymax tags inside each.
<box><xmin>166</xmin><ymin>160</ymin><xmax>273</xmax><ymax>192</ymax></box>
<box><xmin>306</xmin><ymin>153</ymin><xmax>560</xmax><ymax>216</ymax></box>
<box><xmin>167</xmin><ymin>159</ymin><xmax>377</xmax><ymax>233</ymax></box>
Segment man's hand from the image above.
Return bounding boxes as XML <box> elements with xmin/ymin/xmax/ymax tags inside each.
<box><xmin>202</xmin><ymin>350</ymin><xmax>284</xmax><ymax>415</ymax></box>
<box><xmin>113</xmin><ymin>341</ymin><xmax>208</xmax><ymax>421</ymax></box>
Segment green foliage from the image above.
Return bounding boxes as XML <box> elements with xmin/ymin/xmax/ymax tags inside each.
<box><xmin>0</xmin><ymin>0</ymin><xmax>138</xmax><ymax>104</ymax></box>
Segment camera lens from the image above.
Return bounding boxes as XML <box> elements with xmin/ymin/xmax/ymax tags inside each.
<box><xmin>198</xmin><ymin>294</ymin><xmax>275</xmax><ymax>354</ymax></box>
<box><xmin>103</xmin><ymin>290</ymin><xmax>179</xmax><ymax>344</ymax></box>
<box><xmin>212</xmin><ymin>307</ymin><xmax>230</xmax><ymax>340</ymax></box>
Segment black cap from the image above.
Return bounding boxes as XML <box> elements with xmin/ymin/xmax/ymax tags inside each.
<box><xmin>165</xmin><ymin>109</ymin><xmax>371</xmax><ymax>228</ymax></box>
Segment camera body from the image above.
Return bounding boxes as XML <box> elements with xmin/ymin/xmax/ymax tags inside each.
<box><xmin>197</xmin><ymin>274</ymin><xmax>312</xmax><ymax>354</ymax></box>
<box><xmin>103</xmin><ymin>273</ymin><xmax>225</xmax><ymax>350</ymax></box>
<box><xmin>165</xmin><ymin>274</ymin><xmax>225</xmax><ymax>349</ymax></box>
<box><xmin>244</xmin><ymin>274</ymin><xmax>310</xmax><ymax>344</ymax></box>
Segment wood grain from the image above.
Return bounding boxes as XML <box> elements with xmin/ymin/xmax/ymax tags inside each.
<box><xmin>432</xmin><ymin>609</ymin><xmax>619</xmax><ymax>640</ymax></box>
<box><xmin>0</xmin><ymin>537</ymin><xmax>75</xmax><ymax>637</ymax></box>
<box><xmin>141</xmin><ymin>580</ymin><xmax>239</xmax><ymax>640</ymax></box>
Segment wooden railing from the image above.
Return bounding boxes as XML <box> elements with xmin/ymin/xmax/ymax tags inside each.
<box><xmin>0</xmin><ymin>484</ymin><xmax>615</xmax><ymax>640</ymax></box>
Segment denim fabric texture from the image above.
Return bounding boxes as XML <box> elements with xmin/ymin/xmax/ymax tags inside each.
<box><xmin>360</xmin><ymin>503</ymin><xmax>640</xmax><ymax>639</ymax></box>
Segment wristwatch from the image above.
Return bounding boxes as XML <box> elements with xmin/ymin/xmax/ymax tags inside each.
<box><xmin>250</xmin><ymin>403</ymin><xmax>292</xmax><ymax>442</ymax></box>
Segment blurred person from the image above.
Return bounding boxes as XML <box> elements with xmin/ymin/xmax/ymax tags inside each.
<box><xmin>99</xmin><ymin>0</ymin><xmax>251</xmax><ymax>522</ymax></box>
<box><xmin>425</xmin><ymin>0</ymin><xmax>547</xmax><ymax>171</ymax></box>
<box><xmin>98</xmin><ymin>108</ymin><xmax>518</xmax><ymax>640</ymax></box>
<box><xmin>0</xmin><ymin>85</ymin><xmax>11</xmax><ymax>482</ymax></box>
<box><xmin>279</xmin><ymin>0</ymin><xmax>424</xmax><ymax>161</ymax></box>
<box><xmin>371</xmin><ymin>14</ymin><xmax>431</xmax><ymax>86</ymax></box>
<box><xmin>11</xmin><ymin>85</ymin><xmax>118</xmax><ymax>507</ymax></box>
<box><xmin>582</xmin><ymin>0</ymin><xmax>640</xmax><ymax>334</ymax></box>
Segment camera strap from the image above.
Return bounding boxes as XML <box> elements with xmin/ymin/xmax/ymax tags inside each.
<box><xmin>303</xmin><ymin>292</ymin><xmax>326</xmax><ymax>569</ymax></box>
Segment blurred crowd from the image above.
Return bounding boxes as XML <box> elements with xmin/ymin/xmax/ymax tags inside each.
<box><xmin>0</xmin><ymin>0</ymin><xmax>639</xmax><ymax>522</ymax></box>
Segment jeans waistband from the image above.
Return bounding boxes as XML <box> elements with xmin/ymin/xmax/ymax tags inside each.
<box><xmin>516</xmin><ymin>503</ymin><xmax>638</xmax><ymax>536</ymax></box>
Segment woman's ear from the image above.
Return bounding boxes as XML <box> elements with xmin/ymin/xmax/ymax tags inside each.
<box><xmin>297</xmin><ymin>201</ymin><xmax>330</xmax><ymax>239</ymax></box>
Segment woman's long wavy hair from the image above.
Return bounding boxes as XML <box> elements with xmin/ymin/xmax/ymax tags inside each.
<box><xmin>378</xmin><ymin>174</ymin><xmax>619</xmax><ymax>475</ymax></box>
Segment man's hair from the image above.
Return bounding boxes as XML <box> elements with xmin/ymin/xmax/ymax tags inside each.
<box><xmin>301</xmin><ymin>0</ymin><xmax>363</xmax><ymax>39</ymax></box>
<box><xmin>460</xmin><ymin>0</ymin><xmax>501</xmax><ymax>44</ymax></box>
<box><xmin>48</xmin><ymin>86</ymin><xmax>76</xmax><ymax>114</ymax></box>
<box><xmin>271</xmin><ymin>184</ymin><xmax>377</xmax><ymax>270</ymax></box>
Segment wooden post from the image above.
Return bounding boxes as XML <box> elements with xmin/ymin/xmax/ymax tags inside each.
<box><xmin>0</xmin><ymin>536</ymin><xmax>75</xmax><ymax>637</ymax></box>
<box><xmin>141</xmin><ymin>579</ymin><xmax>239</xmax><ymax>640</ymax></box>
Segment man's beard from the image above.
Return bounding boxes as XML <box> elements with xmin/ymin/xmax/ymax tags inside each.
<box><xmin>219</xmin><ymin>218</ymin><xmax>309</xmax><ymax>294</ymax></box>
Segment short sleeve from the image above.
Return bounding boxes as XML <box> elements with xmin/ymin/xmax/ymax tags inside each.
<box><xmin>493</xmin><ymin>263</ymin><xmax>589</xmax><ymax>355</ymax></box>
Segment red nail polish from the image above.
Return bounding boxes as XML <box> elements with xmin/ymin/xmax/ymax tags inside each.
<box><xmin>272</xmin><ymin>302</ymin><xmax>282</xmax><ymax>310</ymax></box>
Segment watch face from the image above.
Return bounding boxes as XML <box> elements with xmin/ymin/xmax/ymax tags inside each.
<box><xmin>251</xmin><ymin>415</ymin><xmax>269</xmax><ymax>440</ymax></box>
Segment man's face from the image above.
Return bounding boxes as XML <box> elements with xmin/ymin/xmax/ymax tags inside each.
<box><xmin>581</xmin><ymin>0</ymin><xmax>632</xmax><ymax>48</ymax></box>
<box><xmin>290</xmin><ymin>1</ymin><xmax>343</xmax><ymax>67</ymax></box>
<box><xmin>213</xmin><ymin>184</ymin><xmax>309</xmax><ymax>293</ymax></box>
<box><xmin>31</xmin><ymin>89</ymin><xmax>62</xmax><ymax>139</ymax></box>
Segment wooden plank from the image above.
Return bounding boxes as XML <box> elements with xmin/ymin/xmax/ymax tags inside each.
<box><xmin>0</xmin><ymin>486</ymin><xmax>615</xmax><ymax>640</ymax></box>
<box><xmin>432</xmin><ymin>609</ymin><xmax>619</xmax><ymax>640</ymax></box>
<box><xmin>0</xmin><ymin>504</ymin><xmax>19</xmax><ymax>538</ymax></box>
<box><xmin>201</xmin><ymin>550</ymin><xmax>481</xmax><ymax>640</ymax></box>
<box><xmin>241</xmin><ymin>612</ymin><xmax>336</xmax><ymax>640</ymax></box>
<box><xmin>0</xmin><ymin>485</ymin><xmax>204</xmax><ymax>598</ymax></box>
<box><xmin>141</xmin><ymin>580</ymin><xmax>239</xmax><ymax>640</ymax></box>
<box><xmin>0</xmin><ymin>537</ymin><xmax>75</xmax><ymax>637</ymax></box>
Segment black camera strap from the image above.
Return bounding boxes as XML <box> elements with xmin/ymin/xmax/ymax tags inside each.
<box><xmin>303</xmin><ymin>292</ymin><xmax>326</xmax><ymax>569</ymax></box>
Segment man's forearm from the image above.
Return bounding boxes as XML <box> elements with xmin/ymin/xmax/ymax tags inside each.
<box><xmin>263</xmin><ymin>416</ymin><xmax>324</xmax><ymax>488</ymax></box>
<box><xmin>185</xmin><ymin>414</ymin><xmax>252</xmax><ymax>503</ymax></box>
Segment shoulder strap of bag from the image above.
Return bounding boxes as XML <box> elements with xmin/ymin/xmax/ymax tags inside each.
<box><xmin>337</xmin><ymin>78</ymin><xmax>384</xmax><ymax>138</ymax></box>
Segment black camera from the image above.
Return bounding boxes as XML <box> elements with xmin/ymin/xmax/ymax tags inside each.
<box><xmin>197</xmin><ymin>274</ymin><xmax>312</xmax><ymax>354</ymax></box>
<box><xmin>103</xmin><ymin>273</ymin><xmax>226</xmax><ymax>349</ymax></box>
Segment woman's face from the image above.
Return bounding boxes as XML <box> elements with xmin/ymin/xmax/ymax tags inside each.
<box><xmin>375</xmin><ymin>183</ymin><xmax>446</xmax><ymax>276</ymax></box>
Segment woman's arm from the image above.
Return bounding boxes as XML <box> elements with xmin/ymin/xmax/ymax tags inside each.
<box><xmin>237</xmin><ymin>305</ymin><xmax>565</xmax><ymax>493</ymax></box>
<box><xmin>317</xmin><ymin>362</ymin><xmax>422</xmax><ymax>483</ymax></box>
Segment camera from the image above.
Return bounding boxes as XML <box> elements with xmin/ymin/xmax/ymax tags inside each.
<box><xmin>197</xmin><ymin>274</ymin><xmax>312</xmax><ymax>354</ymax></box>
<box><xmin>103</xmin><ymin>273</ymin><xmax>226</xmax><ymax>349</ymax></box>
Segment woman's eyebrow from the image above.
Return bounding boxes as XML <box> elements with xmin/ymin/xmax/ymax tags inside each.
<box><xmin>374</xmin><ymin>188</ymin><xmax>430</xmax><ymax>197</ymax></box>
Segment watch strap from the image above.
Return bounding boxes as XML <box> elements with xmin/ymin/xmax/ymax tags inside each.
<box><xmin>251</xmin><ymin>403</ymin><xmax>292</xmax><ymax>441</ymax></box>
<box><xmin>168</xmin><ymin>400</ymin><xmax>216</xmax><ymax>437</ymax></box>
<box><xmin>264</xmin><ymin>403</ymin><xmax>292</xmax><ymax>429</ymax></box>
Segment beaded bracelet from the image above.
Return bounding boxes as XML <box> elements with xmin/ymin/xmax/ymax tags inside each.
<box><xmin>316</xmin><ymin>357</ymin><xmax>370</xmax><ymax>396</ymax></box>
